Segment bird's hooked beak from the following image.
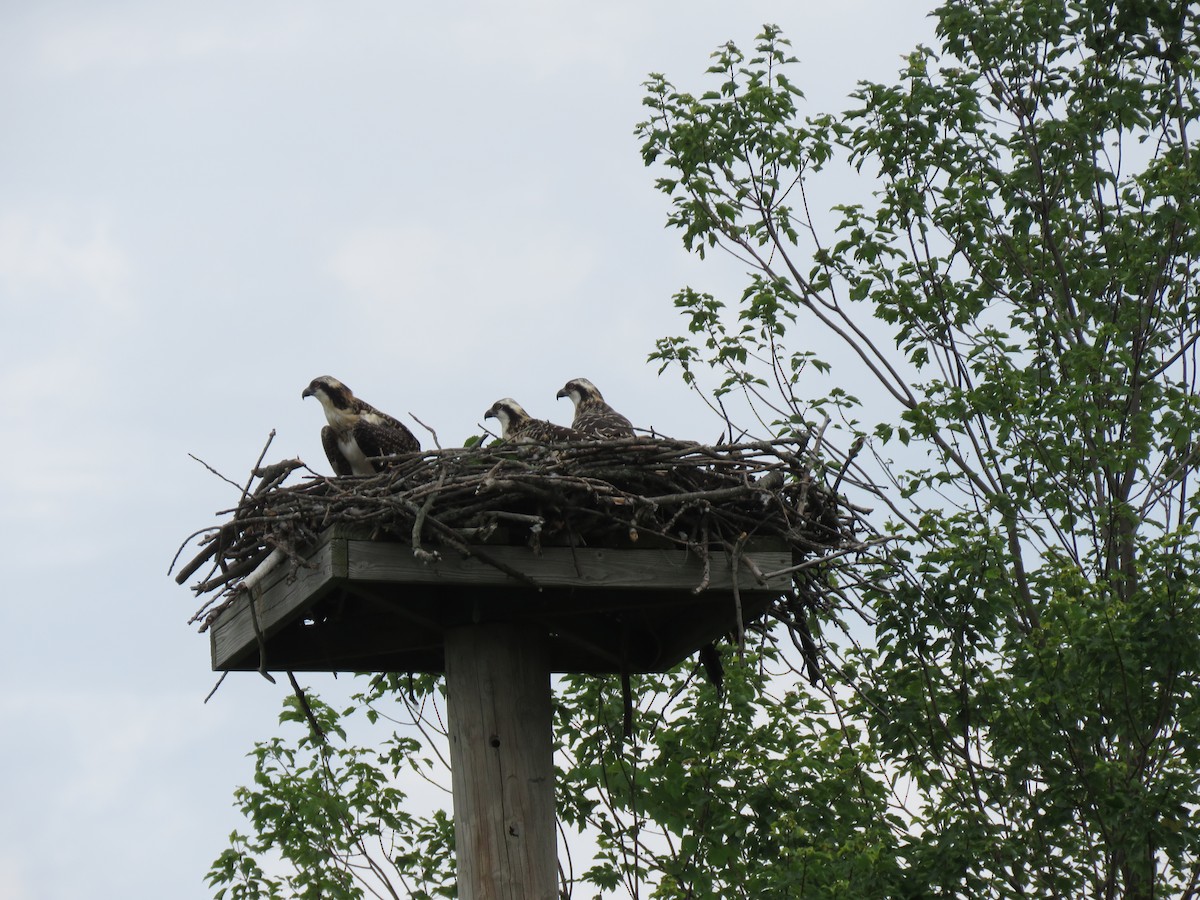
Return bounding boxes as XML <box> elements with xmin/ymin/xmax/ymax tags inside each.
<box><xmin>302</xmin><ymin>386</ymin><xmax>315</xmax><ymax>399</ymax></box>
<box><xmin>483</xmin><ymin>404</ymin><xmax>497</xmax><ymax>420</ymax></box>
<box><xmin>556</xmin><ymin>387</ymin><xmax>569</xmax><ymax>400</ymax></box>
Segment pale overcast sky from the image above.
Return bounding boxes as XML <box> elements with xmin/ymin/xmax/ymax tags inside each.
<box><xmin>0</xmin><ymin>3</ymin><xmax>937</xmax><ymax>897</ymax></box>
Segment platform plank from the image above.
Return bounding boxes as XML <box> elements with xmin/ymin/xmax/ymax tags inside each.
<box><xmin>210</xmin><ymin>537</ymin><xmax>340</xmax><ymax>670</ymax></box>
<box><xmin>210</xmin><ymin>533</ymin><xmax>792</xmax><ymax>674</ymax></box>
<box><xmin>346</xmin><ymin>542</ymin><xmax>791</xmax><ymax>592</ymax></box>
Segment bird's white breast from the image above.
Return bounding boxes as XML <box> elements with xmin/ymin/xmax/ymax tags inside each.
<box><xmin>321</xmin><ymin>403</ymin><xmax>357</xmax><ymax>430</ymax></box>
<box><xmin>338</xmin><ymin>433</ymin><xmax>375</xmax><ymax>476</ymax></box>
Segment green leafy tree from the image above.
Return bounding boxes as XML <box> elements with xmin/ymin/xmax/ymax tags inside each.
<box><xmin>207</xmin><ymin>684</ymin><xmax>457</xmax><ymax>900</ymax></box>
<box><xmin>639</xmin><ymin>1</ymin><xmax>1200</xmax><ymax>897</ymax></box>
<box><xmin>210</xmin><ymin>2</ymin><xmax>1200</xmax><ymax>898</ymax></box>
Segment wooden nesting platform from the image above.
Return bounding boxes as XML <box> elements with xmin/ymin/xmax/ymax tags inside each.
<box><xmin>211</xmin><ymin>527</ymin><xmax>791</xmax><ymax>674</ymax></box>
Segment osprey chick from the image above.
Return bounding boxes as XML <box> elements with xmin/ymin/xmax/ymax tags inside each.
<box><xmin>302</xmin><ymin>376</ymin><xmax>420</xmax><ymax>476</ymax></box>
<box><xmin>485</xmin><ymin>398</ymin><xmax>579</xmax><ymax>444</ymax></box>
<box><xmin>556</xmin><ymin>378</ymin><xmax>634</xmax><ymax>438</ymax></box>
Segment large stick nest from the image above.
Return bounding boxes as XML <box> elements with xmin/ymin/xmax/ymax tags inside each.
<box><xmin>175</xmin><ymin>435</ymin><xmax>876</xmax><ymax>642</ymax></box>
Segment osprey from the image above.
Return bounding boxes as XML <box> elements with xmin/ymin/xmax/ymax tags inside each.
<box><xmin>302</xmin><ymin>376</ymin><xmax>420</xmax><ymax>476</ymax></box>
<box><xmin>556</xmin><ymin>378</ymin><xmax>634</xmax><ymax>438</ymax></box>
<box><xmin>484</xmin><ymin>398</ymin><xmax>579</xmax><ymax>444</ymax></box>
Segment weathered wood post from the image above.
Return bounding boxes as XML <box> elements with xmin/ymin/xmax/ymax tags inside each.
<box><xmin>445</xmin><ymin>623</ymin><xmax>557</xmax><ymax>900</ymax></box>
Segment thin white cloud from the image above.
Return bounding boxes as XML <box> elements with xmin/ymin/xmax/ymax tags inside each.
<box><xmin>34</xmin><ymin>5</ymin><xmax>314</xmax><ymax>76</ymax></box>
<box><xmin>0</xmin><ymin>855</ymin><xmax>32</xmax><ymax>900</ymax></box>
<box><xmin>0</xmin><ymin>685</ymin><xmax>250</xmax><ymax>900</ymax></box>
<box><xmin>0</xmin><ymin>214</ymin><xmax>135</xmax><ymax>542</ymax></box>
<box><xmin>454</xmin><ymin>1</ymin><xmax>641</xmax><ymax>78</ymax></box>
<box><xmin>0</xmin><ymin>352</ymin><xmax>122</xmax><ymax>533</ymax></box>
<box><xmin>326</xmin><ymin>223</ymin><xmax>597</xmax><ymax>357</ymax></box>
<box><xmin>0</xmin><ymin>213</ymin><xmax>130</xmax><ymax>311</ymax></box>
<box><xmin>0</xmin><ymin>686</ymin><xmax>225</xmax><ymax>807</ymax></box>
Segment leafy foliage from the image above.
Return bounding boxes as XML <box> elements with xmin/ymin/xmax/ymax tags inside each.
<box><xmin>554</xmin><ymin>650</ymin><xmax>905</xmax><ymax>899</ymax></box>
<box><xmin>637</xmin><ymin>2</ymin><xmax>1200</xmax><ymax>897</ymax></box>
<box><xmin>207</xmin><ymin>685</ymin><xmax>455</xmax><ymax>900</ymax></box>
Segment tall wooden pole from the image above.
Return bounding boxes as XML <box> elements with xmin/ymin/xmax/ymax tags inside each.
<box><xmin>445</xmin><ymin>623</ymin><xmax>557</xmax><ymax>900</ymax></box>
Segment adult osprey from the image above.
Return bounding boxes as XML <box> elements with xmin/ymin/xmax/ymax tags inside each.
<box><xmin>556</xmin><ymin>378</ymin><xmax>634</xmax><ymax>438</ymax></box>
<box><xmin>302</xmin><ymin>376</ymin><xmax>420</xmax><ymax>476</ymax></box>
<box><xmin>485</xmin><ymin>398</ymin><xmax>579</xmax><ymax>444</ymax></box>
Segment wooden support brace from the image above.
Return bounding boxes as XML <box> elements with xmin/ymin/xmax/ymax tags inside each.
<box><xmin>445</xmin><ymin>623</ymin><xmax>557</xmax><ymax>900</ymax></box>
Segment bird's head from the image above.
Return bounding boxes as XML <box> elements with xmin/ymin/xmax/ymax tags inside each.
<box><xmin>556</xmin><ymin>377</ymin><xmax>601</xmax><ymax>408</ymax></box>
<box><xmin>302</xmin><ymin>377</ymin><xmax>359</xmax><ymax>428</ymax></box>
<box><xmin>484</xmin><ymin>398</ymin><xmax>529</xmax><ymax>439</ymax></box>
<box><xmin>302</xmin><ymin>376</ymin><xmax>353</xmax><ymax>409</ymax></box>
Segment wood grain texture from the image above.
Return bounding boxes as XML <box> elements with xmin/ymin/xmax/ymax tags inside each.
<box><xmin>209</xmin><ymin>538</ymin><xmax>339</xmax><ymax>670</ymax></box>
<box><xmin>347</xmin><ymin>542</ymin><xmax>791</xmax><ymax>592</ymax></box>
<box><xmin>446</xmin><ymin>624</ymin><xmax>556</xmax><ymax>900</ymax></box>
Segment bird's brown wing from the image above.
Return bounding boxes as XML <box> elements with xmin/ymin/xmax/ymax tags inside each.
<box><xmin>352</xmin><ymin>418</ymin><xmax>420</xmax><ymax>469</ymax></box>
<box><xmin>321</xmin><ymin>425</ymin><xmax>354</xmax><ymax>476</ymax></box>
<box><xmin>515</xmin><ymin>419</ymin><xmax>580</xmax><ymax>444</ymax></box>
<box><xmin>357</xmin><ymin>403</ymin><xmax>421</xmax><ymax>452</ymax></box>
<box><xmin>575</xmin><ymin>403</ymin><xmax>634</xmax><ymax>437</ymax></box>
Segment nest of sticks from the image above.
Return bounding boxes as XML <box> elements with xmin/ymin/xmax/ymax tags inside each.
<box><xmin>175</xmin><ymin>433</ymin><xmax>875</xmax><ymax>649</ymax></box>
